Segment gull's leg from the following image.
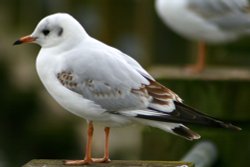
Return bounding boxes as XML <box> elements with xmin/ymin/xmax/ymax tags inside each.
<box><xmin>186</xmin><ymin>41</ymin><xmax>206</xmax><ymax>73</ymax></box>
<box><xmin>92</xmin><ymin>127</ymin><xmax>111</xmax><ymax>163</ymax></box>
<box><xmin>196</xmin><ymin>41</ymin><xmax>206</xmax><ymax>72</ymax></box>
<box><xmin>64</xmin><ymin>121</ymin><xmax>94</xmax><ymax>165</ymax></box>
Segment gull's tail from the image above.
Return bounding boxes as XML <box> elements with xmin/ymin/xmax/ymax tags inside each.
<box><xmin>135</xmin><ymin>118</ymin><xmax>201</xmax><ymax>140</ymax></box>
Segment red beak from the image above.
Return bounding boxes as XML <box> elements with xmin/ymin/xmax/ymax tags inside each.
<box><xmin>13</xmin><ymin>35</ymin><xmax>36</xmax><ymax>45</ymax></box>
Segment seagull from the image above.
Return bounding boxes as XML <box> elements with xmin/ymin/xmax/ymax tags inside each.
<box><xmin>14</xmin><ymin>13</ymin><xmax>241</xmax><ymax>165</ymax></box>
<box><xmin>155</xmin><ymin>0</ymin><xmax>250</xmax><ymax>72</ymax></box>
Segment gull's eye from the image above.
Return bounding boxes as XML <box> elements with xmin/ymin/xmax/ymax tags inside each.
<box><xmin>42</xmin><ymin>29</ymin><xmax>50</xmax><ymax>36</ymax></box>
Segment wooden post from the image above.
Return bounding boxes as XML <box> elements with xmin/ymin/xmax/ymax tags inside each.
<box><xmin>23</xmin><ymin>160</ymin><xmax>195</xmax><ymax>167</ymax></box>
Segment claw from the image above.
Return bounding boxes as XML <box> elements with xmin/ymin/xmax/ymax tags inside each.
<box><xmin>92</xmin><ymin>157</ymin><xmax>111</xmax><ymax>163</ymax></box>
<box><xmin>64</xmin><ymin>158</ymin><xmax>110</xmax><ymax>165</ymax></box>
<box><xmin>64</xmin><ymin>159</ymin><xmax>92</xmax><ymax>165</ymax></box>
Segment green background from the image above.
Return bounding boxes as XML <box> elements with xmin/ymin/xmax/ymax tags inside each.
<box><xmin>0</xmin><ymin>0</ymin><xmax>249</xmax><ymax>166</ymax></box>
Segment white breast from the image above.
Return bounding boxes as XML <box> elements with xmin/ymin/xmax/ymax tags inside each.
<box><xmin>36</xmin><ymin>48</ymin><xmax>105</xmax><ymax>118</ymax></box>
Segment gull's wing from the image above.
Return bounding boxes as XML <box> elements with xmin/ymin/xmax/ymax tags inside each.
<box><xmin>188</xmin><ymin>0</ymin><xmax>250</xmax><ymax>32</ymax></box>
<box><xmin>58</xmin><ymin>41</ymin><xmax>153</xmax><ymax>112</ymax></box>
<box><xmin>57</xmin><ymin>38</ymin><xmax>181</xmax><ymax>113</ymax></box>
<box><xmin>56</xmin><ymin>38</ymin><xmax>240</xmax><ymax>136</ymax></box>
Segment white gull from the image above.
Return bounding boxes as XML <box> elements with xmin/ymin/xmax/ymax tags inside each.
<box><xmin>14</xmin><ymin>13</ymin><xmax>240</xmax><ymax>165</ymax></box>
<box><xmin>155</xmin><ymin>0</ymin><xmax>250</xmax><ymax>72</ymax></box>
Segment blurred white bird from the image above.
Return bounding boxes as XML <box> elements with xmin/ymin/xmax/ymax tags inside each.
<box><xmin>155</xmin><ymin>0</ymin><xmax>250</xmax><ymax>72</ymax></box>
<box><xmin>14</xmin><ymin>13</ymin><xmax>240</xmax><ymax>165</ymax></box>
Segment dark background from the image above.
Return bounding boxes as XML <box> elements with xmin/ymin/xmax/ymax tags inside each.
<box><xmin>0</xmin><ymin>0</ymin><xmax>249</xmax><ymax>166</ymax></box>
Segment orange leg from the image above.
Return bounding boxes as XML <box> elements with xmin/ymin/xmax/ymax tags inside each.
<box><xmin>64</xmin><ymin>121</ymin><xmax>111</xmax><ymax>165</ymax></box>
<box><xmin>104</xmin><ymin>127</ymin><xmax>110</xmax><ymax>161</ymax></box>
<box><xmin>64</xmin><ymin>121</ymin><xmax>94</xmax><ymax>165</ymax></box>
<box><xmin>186</xmin><ymin>41</ymin><xmax>206</xmax><ymax>73</ymax></box>
<box><xmin>92</xmin><ymin>127</ymin><xmax>111</xmax><ymax>163</ymax></box>
<box><xmin>196</xmin><ymin>41</ymin><xmax>206</xmax><ymax>72</ymax></box>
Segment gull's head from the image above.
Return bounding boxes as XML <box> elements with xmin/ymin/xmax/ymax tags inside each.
<box><xmin>14</xmin><ymin>13</ymin><xmax>87</xmax><ymax>48</ymax></box>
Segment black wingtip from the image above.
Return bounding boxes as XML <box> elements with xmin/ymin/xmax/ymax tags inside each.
<box><xmin>222</xmin><ymin>123</ymin><xmax>242</xmax><ymax>131</ymax></box>
<box><xmin>13</xmin><ymin>40</ymin><xmax>22</xmax><ymax>46</ymax></box>
<box><xmin>173</xmin><ymin>101</ymin><xmax>242</xmax><ymax>131</ymax></box>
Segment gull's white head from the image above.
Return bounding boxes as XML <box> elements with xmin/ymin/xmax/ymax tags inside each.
<box><xmin>14</xmin><ymin>13</ymin><xmax>88</xmax><ymax>48</ymax></box>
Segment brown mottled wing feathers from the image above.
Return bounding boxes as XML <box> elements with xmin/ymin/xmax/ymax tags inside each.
<box><xmin>57</xmin><ymin>71</ymin><xmax>78</xmax><ymax>89</ymax></box>
<box><xmin>145</xmin><ymin>79</ymin><xmax>182</xmax><ymax>103</ymax></box>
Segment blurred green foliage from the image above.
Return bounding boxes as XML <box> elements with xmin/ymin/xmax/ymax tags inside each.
<box><xmin>0</xmin><ymin>0</ymin><xmax>249</xmax><ymax>167</ymax></box>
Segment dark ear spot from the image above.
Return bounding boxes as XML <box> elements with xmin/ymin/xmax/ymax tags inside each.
<box><xmin>58</xmin><ymin>27</ymin><xmax>63</xmax><ymax>36</ymax></box>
